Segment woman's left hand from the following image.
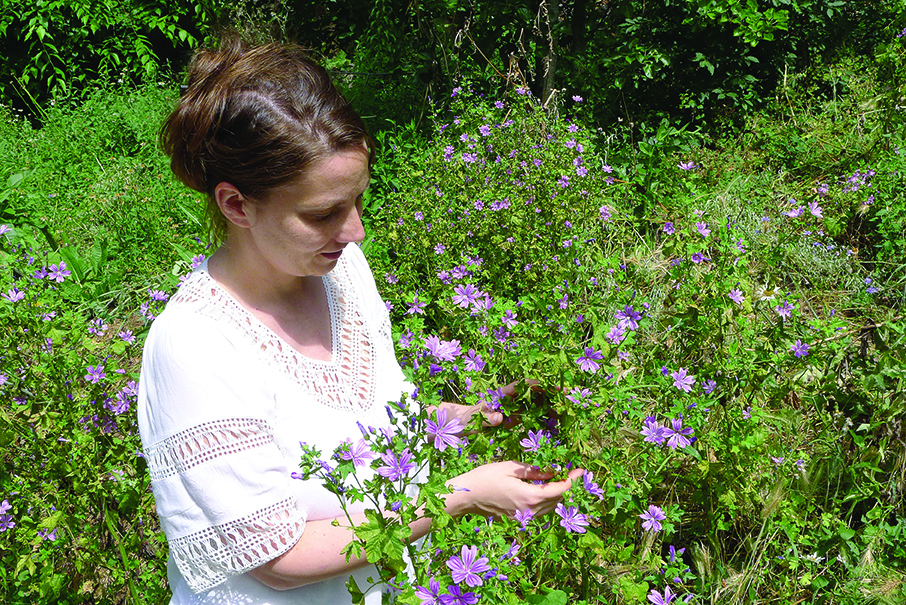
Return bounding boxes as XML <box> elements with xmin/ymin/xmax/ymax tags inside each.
<box><xmin>435</xmin><ymin>401</ymin><xmax>504</xmax><ymax>432</ymax></box>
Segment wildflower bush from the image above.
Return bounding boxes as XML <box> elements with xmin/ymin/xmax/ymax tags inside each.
<box><xmin>0</xmin><ymin>33</ymin><xmax>905</xmax><ymax>605</ymax></box>
<box><xmin>306</xmin><ymin>82</ymin><xmax>906</xmax><ymax>603</ymax></box>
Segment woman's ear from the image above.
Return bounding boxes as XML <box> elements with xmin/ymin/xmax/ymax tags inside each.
<box><xmin>214</xmin><ymin>182</ymin><xmax>257</xmax><ymax>228</ymax></box>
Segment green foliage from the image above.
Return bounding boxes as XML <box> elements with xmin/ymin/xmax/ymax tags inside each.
<box><xmin>0</xmin><ymin>0</ymin><xmax>216</xmax><ymax>116</ymax></box>
<box><xmin>0</xmin><ymin>83</ymin><xmax>207</xmax><ymax>292</ymax></box>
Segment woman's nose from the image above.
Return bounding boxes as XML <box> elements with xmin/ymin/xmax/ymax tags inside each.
<box><xmin>339</xmin><ymin>205</ymin><xmax>365</xmax><ymax>243</ymax></box>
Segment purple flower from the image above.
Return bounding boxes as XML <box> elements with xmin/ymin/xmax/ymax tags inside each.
<box><xmin>663</xmin><ymin>416</ymin><xmax>695</xmax><ymax>449</ymax></box>
<box><xmin>641</xmin><ymin>417</ymin><xmax>667</xmax><ymax>444</ymax></box>
<box><xmin>87</xmin><ymin>318</ymin><xmax>108</xmax><ymax>336</ymax></box>
<box><xmin>515</xmin><ymin>508</ymin><xmax>534</xmax><ymax>529</ymax></box>
<box><xmin>376</xmin><ymin>449</ymin><xmax>416</xmax><ymax>481</ymax></box>
<box><xmin>647</xmin><ymin>586</ymin><xmax>677</xmax><ymax>605</ymax></box>
<box><xmin>520</xmin><ymin>429</ymin><xmax>548</xmax><ymax>452</ymax></box>
<box><xmin>678</xmin><ymin>161</ymin><xmax>698</xmax><ymax>171</ymax></box>
<box><xmin>0</xmin><ymin>224</ymin><xmax>10</xmax><ymax>236</ymax></box>
<box><xmin>38</xmin><ymin>528</ymin><xmax>57</xmax><ymax>542</ymax></box>
<box><xmin>663</xmin><ymin>222</ymin><xmax>675</xmax><ymax>235</ymax></box>
<box><xmin>640</xmin><ymin>505</ymin><xmax>666</xmax><ymax>532</ymax></box>
<box><xmin>690</xmin><ymin>252</ymin><xmax>708</xmax><ymax>264</ymax></box>
<box><xmin>808</xmin><ymin>200</ymin><xmax>823</xmax><ymax>218</ymax></box>
<box><xmin>463</xmin><ymin>349</ymin><xmax>486</xmax><ymax>372</ymax></box>
<box><xmin>555</xmin><ymin>503</ymin><xmax>590</xmax><ymax>533</ymax></box>
<box><xmin>470</xmin><ymin>293</ymin><xmax>494</xmax><ymax>313</ymax></box>
<box><xmin>670</xmin><ymin>368</ymin><xmax>696</xmax><ymax>392</ymax></box>
<box><xmin>47</xmin><ymin>262</ymin><xmax>71</xmax><ymax>283</ymax></box>
<box><xmin>791</xmin><ymin>340</ymin><xmax>810</xmax><ymax>358</ymax></box>
<box><xmin>576</xmin><ymin>346</ymin><xmax>604</xmax><ymax>373</ymax></box>
<box><xmin>606</xmin><ymin>324</ymin><xmax>626</xmax><ymax>345</ymax></box>
<box><xmin>339</xmin><ymin>439</ymin><xmax>375</xmax><ymax>467</ymax></box>
<box><xmin>424</xmin><ymin>335</ymin><xmax>462</xmax><ymax>362</ymax></box>
<box><xmin>501</xmin><ymin>309</ymin><xmax>518</xmax><ymax>328</ymax></box>
<box><xmin>407</xmin><ymin>294</ymin><xmax>427</xmax><ymax>315</ymax></box>
<box><xmin>669</xmin><ymin>544</ymin><xmax>685</xmax><ymax>563</ymax></box>
<box><xmin>415</xmin><ymin>578</ymin><xmax>441</xmax><ymax>605</ymax></box>
<box><xmin>2</xmin><ymin>287</ymin><xmax>25</xmax><ymax>303</ymax></box>
<box><xmin>701</xmin><ymin>379</ymin><xmax>717</xmax><ymax>394</ymax></box>
<box><xmin>426</xmin><ymin>408</ymin><xmax>464</xmax><ymax>452</ymax></box>
<box><xmin>452</xmin><ymin>284</ymin><xmax>482</xmax><ymax>308</ymax></box>
<box><xmin>582</xmin><ymin>472</ymin><xmax>605</xmax><ymax>500</ymax></box>
<box><xmin>695</xmin><ymin>222</ymin><xmax>711</xmax><ymax>237</ymax></box>
<box><xmin>774</xmin><ymin>301</ymin><xmax>795</xmax><ymax>320</ymax></box>
<box><xmin>117</xmin><ymin>330</ymin><xmax>135</xmax><ymax>344</ymax></box>
<box><xmin>728</xmin><ymin>289</ymin><xmax>744</xmax><ymax>306</ymax></box>
<box><xmin>784</xmin><ymin>201</ymin><xmax>804</xmax><ymax>218</ymax></box>
<box><xmin>440</xmin><ymin>585</ymin><xmax>479</xmax><ymax>605</ymax></box>
<box><xmin>446</xmin><ymin>545</ymin><xmax>491</xmax><ymax>587</ymax></box>
<box><xmin>85</xmin><ymin>365</ymin><xmax>106</xmax><ymax>384</ymax></box>
<box><xmin>148</xmin><ymin>289</ymin><xmax>169</xmax><ymax>302</ymax></box>
<box><xmin>615</xmin><ymin>305</ymin><xmax>642</xmax><ymax>331</ymax></box>
<box><xmin>566</xmin><ymin>387</ymin><xmax>592</xmax><ymax>406</ymax></box>
<box><xmin>599</xmin><ymin>205</ymin><xmax>612</xmax><ymax>221</ymax></box>
<box><xmin>191</xmin><ymin>254</ymin><xmax>206</xmax><ymax>269</ymax></box>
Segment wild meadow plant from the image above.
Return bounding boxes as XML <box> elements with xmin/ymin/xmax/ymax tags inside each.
<box><xmin>294</xmin><ymin>85</ymin><xmax>906</xmax><ymax>604</ymax></box>
<box><xmin>0</xmin><ymin>223</ymin><xmax>205</xmax><ymax>602</ymax></box>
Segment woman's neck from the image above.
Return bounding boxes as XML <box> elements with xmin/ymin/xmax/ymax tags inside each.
<box><xmin>207</xmin><ymin>244</ymin><xmax>319</xmax><ymax>313</ymax></box>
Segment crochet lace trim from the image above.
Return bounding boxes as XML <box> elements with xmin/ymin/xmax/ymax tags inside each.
<box><xmin>170</xmin><ymin>256</ymin><xmax>376</xmax><ymax>412</ymax></box>
<box><xmin>144</xmin><ymin>418</ymin><xmax>273</xmax><ymax>481</ymax></box>
<box><xmin>168</xmin><ymin>496</ymin><xmax>305</xmax><ymax>593</ymax></box>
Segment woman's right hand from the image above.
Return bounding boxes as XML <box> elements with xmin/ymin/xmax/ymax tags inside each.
<box><xmin>445</xmin><ymin>461</ymin><xmax>584</xmax><ymax>519</ymax></box>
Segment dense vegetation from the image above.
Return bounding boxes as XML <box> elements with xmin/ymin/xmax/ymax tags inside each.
<box><xmin>0</xmin><ymin>1</ymin><xmax>904</xmax><ymax>603</ymax></box>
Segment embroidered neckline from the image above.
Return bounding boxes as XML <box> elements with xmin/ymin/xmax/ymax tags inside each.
<box><xmin>167</xmin><ymin>252</ymin><xmax>376</xmax><ymax>412</ymax></box>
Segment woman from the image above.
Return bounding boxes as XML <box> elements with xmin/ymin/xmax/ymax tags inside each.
<box><xmin>138</xmin><ymin>36</ymin><xmax>581</xmax><ymax>604</ymax></box>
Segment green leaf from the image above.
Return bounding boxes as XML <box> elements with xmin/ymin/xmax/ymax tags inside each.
<box><xmin>525</xmin><ymin>589</ymin><xmax>568</xmax><ymax>605</ymax></box>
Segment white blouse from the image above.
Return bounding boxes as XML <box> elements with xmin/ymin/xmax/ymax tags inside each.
<box><xmin>138</xmin><ymin>244</ymin><xmax>412</xmax><ymax>604</ymax></box>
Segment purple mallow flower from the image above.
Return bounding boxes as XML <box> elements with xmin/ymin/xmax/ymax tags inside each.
<box><xmin>729</xmin><ymin>288</ymin><xmax>744</xmax><ymax>306</ymax></box>
<box><xmin>446</xmin><ymin>545</ymin><xmax>491</xmax><ymax>587</ymax></box>
<box><xmin>406</xmin><ymin>294</ymin><xmax>426</xmax><ymax>315</ymax></box>
<box><xmin>424</xmin><ymin>335</ymin><xmax>462</xmax><ymax>362</ymax></box>
<box><xmin>519</xmin><ymin>429</ymin><xmax>548</xmax><ymax>452</ymax></box>
<box><xmin>339</xmin><ymin>439</ymin><xmax>375</xmax><ymax>467</ymax></box>
<box><xmin>426</xmin><ymin>408</ymin><xmax>464</xmax><ymax>452</ymax></box>
<box><xmin>647</xmin><ymin>586</ymin><xmax>678</xmax><ymax>605</ymax></box>
<box><xmin>415</xmin><ymin>577</ymin><xmax>441</xmax><ymax>605</ymax></box>
<box><xmin>463</xmin><ymin>349</ymin><xmax>486</xmax><ymax>372</ymax></box>
<box><xmin>791</xmin><ymin>340</ymin><xmax>810</xmax><ymax>358</ymax></box>
<box><xmin>642</xmin><ymin>417</ymin><xmax>667</xmax><ymax>444</ymax></box>
<box><xmin>452</xmin><ymin>284</ymin><xmax>482</xmax><ymax>308</ymax></box>
<box><xmin>47</xmin><ymin>262</ymin><xmax>71</xmax><ymax>283</ymax></box>
<box><xmin>615</xmin><ymin>305</ymin><xmax>642</xmax><ymax>331</ymax></box>
<box><xmin>664</xmin><ymin>416</ymin><xmax>695</xmax><ymax>449</ymax></box>
<box><xmin>440</xmin><ymin>586</ymin><xmax>479</xmax><ymax>605</ymax></box>
<box><xmin>670</xmin><ymin>368</ymin><xmax>695</xmax><ymax>392</ymax></box>
<box><xmin>774</xmin><ymin>301</ymin><xmax>795</xmax><ymax>320</ymax></box>
<box><xmin>640</xmin><ymin>505</ymin><xmax>666</xmax><ymax>532</ymax></box>
<box><xmin>2</xmin><ymin>287</ymin><xmax>25</xmax><ymax>303</ymax></box>
<box><xmin>576</xmin><ymin>346</ymin><xmax>604</xmax><ymax>373</ymax></box>
<box><xmin>376</xmin><ymin>449</ymin><xmax>416</xmax><ymax>481</ymax></box>
<box><xmin>555</xmin><ymin>503</ymin><xmax>590</xmax><ymax>533</ymax></box>
<box><xmin>515</xmin><ymin>508</ymin><xmax>534</xmax><ymax>530</ymax></box>
<box><xmin>85</xmin><ymin>365</ymin><xmax>106</xmax><ymax>384</ymax></box>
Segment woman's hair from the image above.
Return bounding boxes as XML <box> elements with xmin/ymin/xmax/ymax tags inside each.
<box><xmin>160</xmin><ymin>35</ymin><xmax>374</xmax><ymax>243</ymax></box>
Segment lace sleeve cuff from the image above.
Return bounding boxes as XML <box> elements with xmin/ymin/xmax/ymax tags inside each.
<box><xmin>168</xmin><ymin>496</ymin><xmax>306</xmax><ymax>593</ymax></box>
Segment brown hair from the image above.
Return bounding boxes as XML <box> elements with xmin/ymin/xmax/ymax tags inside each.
<box><xmin>160</xmin><ymin>35</ymin><xmax>374</xmax><ymax>243</ymax></box>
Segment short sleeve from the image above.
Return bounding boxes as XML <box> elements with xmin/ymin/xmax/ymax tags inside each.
<box><xmin>138</xmin><ymin>309</ymin><xmax>306</xmax><ymax>593</ymax></box>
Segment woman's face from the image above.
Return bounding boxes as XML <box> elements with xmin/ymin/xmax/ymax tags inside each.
<box><xmin>241</xmin><ymin>149</ymin><xmax>370</xmax><ymax>278</ymax></box>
